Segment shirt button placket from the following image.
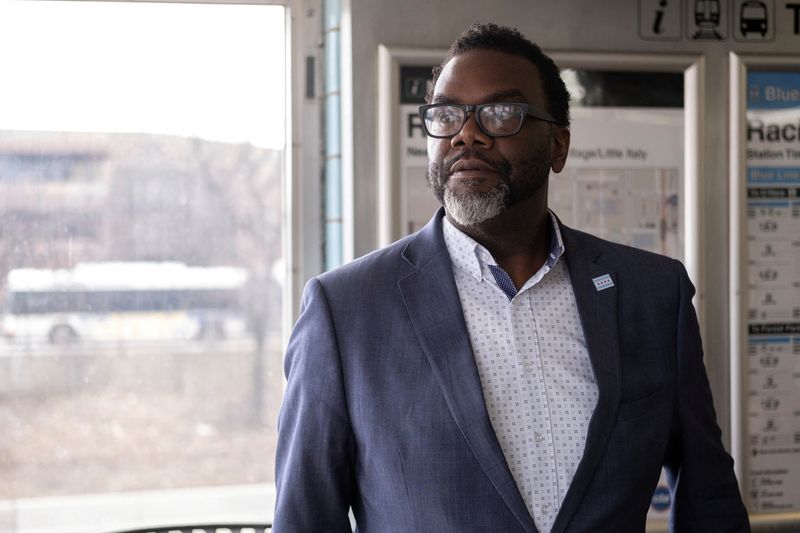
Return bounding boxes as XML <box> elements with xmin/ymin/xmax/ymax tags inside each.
<box><xmin>512</xmin><ymin>298</ymin><xmax>533</xmax><ymax>373</ymax></box>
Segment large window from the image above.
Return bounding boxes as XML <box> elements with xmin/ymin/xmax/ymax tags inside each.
<box><xmin>0</xmin><ymin>2</ymin><xmax>287</xmax><ymax>530</ymax></box>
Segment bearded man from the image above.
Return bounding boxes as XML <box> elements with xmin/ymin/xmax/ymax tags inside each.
<box><xmin>273</xmin><ymin>22</ymin><xmax>750</xmax><ymax>533</ymax></box>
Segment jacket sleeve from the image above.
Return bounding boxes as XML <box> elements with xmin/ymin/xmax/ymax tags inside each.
<box><xmin>272</xmin><ymin>278</ymin><xmax>355</xmax><ymax>533</ymax></box>
<box><xmin>665</xmin><ymin>261</ymin><xmax>751</xmax><ymax>532</ymax></box>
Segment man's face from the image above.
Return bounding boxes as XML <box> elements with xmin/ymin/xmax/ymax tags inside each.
<box><xmin>426</xmin><ymin>49</ymin><xmax>569</xmax><ymax>226</ymax></box>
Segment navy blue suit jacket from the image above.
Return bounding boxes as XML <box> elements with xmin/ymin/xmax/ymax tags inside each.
<box><xmin>274</xmin><ymin>209</ymin><xmax>749</xmax><ymax>532</ymax></box>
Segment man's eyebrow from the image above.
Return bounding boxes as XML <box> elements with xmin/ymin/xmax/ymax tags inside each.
<box><xmin>430</xmin><ymin>95</ymin><xmax>456</xmax><ymax>104</ymax></box>
<box><xmin>429</xmin><ymin>89</ymin><xmax>529</xmax><ymax>105</ymax></box>
<box><xmin>483</xmin><ymin>90</ymin><xmax>528</xmax><ymax>102</ymax></box>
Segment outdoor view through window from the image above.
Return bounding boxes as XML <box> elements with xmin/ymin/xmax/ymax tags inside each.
<box><xmin>0</xmin><ymin>2</ymin><xmax>286</xmax><ymax>531</ymax></box>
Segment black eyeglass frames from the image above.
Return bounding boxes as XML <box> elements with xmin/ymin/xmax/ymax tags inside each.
<box><xmin>418</xmin><ymin>102</ymin><xmax>557</xmax><ymax>138</ymax></box>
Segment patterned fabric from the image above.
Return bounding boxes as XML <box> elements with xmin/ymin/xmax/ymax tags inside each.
<box><xmin>443</xmin><ymin>213</ymin><xmax>599</xmax><ymax>533</ymax></box>
<box><xmin>487</xmin><ymin>264</ymin><xmax>519</xmax><ymax>300</ymax></box>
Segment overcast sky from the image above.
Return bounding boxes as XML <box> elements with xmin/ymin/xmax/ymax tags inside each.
<box><xmin>0</xmin><ymin>1</ymin><xmax>286</xmax><ymax>148</ymax></box>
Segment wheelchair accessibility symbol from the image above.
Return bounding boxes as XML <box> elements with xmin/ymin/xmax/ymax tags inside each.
<box><xmin>651</xmin><ymin>486</ymin><xmax>672</xmax><ymax>512</ymax></box>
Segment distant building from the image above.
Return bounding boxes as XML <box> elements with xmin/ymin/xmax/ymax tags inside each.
<box><xmin>0</xmin><ymin>130</ymin><xmax>282</xmax><ymax>284</ymax></box>
<box><xmin>0</xmin><ymin>131</ymin><xmax>111</xmax><ymax>273</ymax></box>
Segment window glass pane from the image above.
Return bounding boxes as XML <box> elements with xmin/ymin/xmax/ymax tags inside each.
<box><xmin>566</xmin><ymin>70</ymin><xmax>683</xmax><ymax>108</ymax></box>
<box><xmin>0</xmin><ymin>1</ymin><xmax>286</xmax><ymax>530</ymax></box>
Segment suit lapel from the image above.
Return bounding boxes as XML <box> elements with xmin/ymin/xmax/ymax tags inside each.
<box><xmin>550</xmin><ymin>225</ymin><xmax>622</xmax><ymax>533</ymax></box>
<box><xmin>398</xmin><ymin>210</ymin><xmax>537</xmax><ymax>533</ymax></box>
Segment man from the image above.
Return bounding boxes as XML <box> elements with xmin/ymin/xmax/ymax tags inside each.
<box><xmin>274</xmin><ymin>23</ymin><xmax>750</xmax><ymax>532</ymax></box>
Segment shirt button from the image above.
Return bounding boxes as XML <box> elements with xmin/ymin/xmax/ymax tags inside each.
<box><xmin>535</xmin><ymin>432</ymin><xmax>545</xmax><ymax>444</ymax></box>
<box><xmin>541</xmin><ymin>503</ymin><xmax>551</xmax><ymax>515</ymax></box>
<box><xmin>523</xmin><ymin>361</ymin><xmax>534</xmax><ymax>372</ymax></box>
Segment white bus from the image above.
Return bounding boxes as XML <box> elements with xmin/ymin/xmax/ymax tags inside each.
<box><xmin>1</xmin><ymin>262</ymin><xmax>250</xmax><ymax>344</ymax></box>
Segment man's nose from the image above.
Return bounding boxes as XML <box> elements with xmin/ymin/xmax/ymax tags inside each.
<box><xmin>451</xmin><ymin>112</ymin><xmax>493</xmax><ymax>148</ymax></box>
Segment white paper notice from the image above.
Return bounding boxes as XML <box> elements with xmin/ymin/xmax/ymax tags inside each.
<box><xmin>552</xmin><ymin>107</ymin><xmax>684</xmax><ymax>261</ymax></box>
<box><xmin>745</xmin><ymin>71</ymin><xmax>800</xmax><ymax>513</ymax></box>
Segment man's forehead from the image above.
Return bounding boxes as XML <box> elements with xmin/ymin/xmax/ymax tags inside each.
<box><xmin>432</xmin><ymin>49</ymin><xmax>544</xmax><ymax>103</ymax></box>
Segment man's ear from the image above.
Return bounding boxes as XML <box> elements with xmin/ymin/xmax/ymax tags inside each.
<box><xmin>550</xmin><ymin>127</ymin><xmax>570</xmax><ymax>174</ymax></box>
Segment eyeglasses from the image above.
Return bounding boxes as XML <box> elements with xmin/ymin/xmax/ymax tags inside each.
<box><xmin>418</xmin><ymin>102</ymin><xmax>556</xmax><ymax>138</ymax></box>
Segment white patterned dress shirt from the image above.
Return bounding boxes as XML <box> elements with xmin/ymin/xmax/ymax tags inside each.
<box><xmin>442</xmin><ymin>214</ymin><xmax>599</xmax><ymax>533</ymax></box>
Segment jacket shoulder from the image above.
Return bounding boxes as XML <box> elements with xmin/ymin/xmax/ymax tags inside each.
<box><xmin>565</xmin><ymin>225</ymin><xmax>683</xmax><ymax>272</ymax></box>
<box><xmin>314</xmin><ymin>232</ymin><xmax>418</xmax><ymax>294</ymax></box>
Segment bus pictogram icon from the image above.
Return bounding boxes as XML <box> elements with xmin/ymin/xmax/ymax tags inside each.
<box><xmin>735</xmin><ymin>0</ymin><xmax>774</xmax><ymax>41</ymax></box>
<box><xmin>741</xmin><ymin>1</ymin><xmax>768</xmax><ymax>36</ymax></box>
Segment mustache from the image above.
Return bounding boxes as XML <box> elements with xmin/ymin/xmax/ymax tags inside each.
<box><xmin>443</xmin><ymin>149</ymin><xmax>501</xmax><ymax>172</ymax></box>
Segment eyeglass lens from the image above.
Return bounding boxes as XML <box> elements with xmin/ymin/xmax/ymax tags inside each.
<box><xmin>423</xmin><ymin>104</ymin><xmax>525</xmax><ymax>137</ymax></box>
<box><xmin>479</xmin><ymin>104</ymin><xmax>525</xmax><ymax>136</ymax></box>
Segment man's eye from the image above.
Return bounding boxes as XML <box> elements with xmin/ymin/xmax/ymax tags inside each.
<box><xmin>435</xmin><ymin>110</ymin><xmax>460</xmax><ymax>124</ymax></box>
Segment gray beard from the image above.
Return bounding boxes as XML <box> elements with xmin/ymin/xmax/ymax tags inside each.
<box><xmin>443</xmin><ymin>181</ymin><xmax>511</xmax><ymax>226</ymax></box>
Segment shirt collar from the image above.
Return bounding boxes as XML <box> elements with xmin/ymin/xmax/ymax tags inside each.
<box><xmin>546</xmin><ymin>211</ymin><xmax>566</xmax><ymax>268</ymax></box>
<box><xmin>442</xmin><ymin>210</ymin><xmax>566</xmax><ymax>283</ymax></box>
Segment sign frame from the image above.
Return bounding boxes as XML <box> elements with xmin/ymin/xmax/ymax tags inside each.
<box><xmin>377</xmin><ymin>45</ymin><xmax>446</xmax><ymax>247</ymax></box>
<box><xmin>729</xmin><ymin>52</ymin><xmax>800</xmax><ymax>530</ymax></box>
<box><xmin>377</xmin><ymin>48</ymin><xmax>706</xmax><ymax>532</ymax></box>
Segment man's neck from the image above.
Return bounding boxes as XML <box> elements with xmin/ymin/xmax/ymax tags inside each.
<box><xmin>446</xmin><ymin>197</ymin><xmax>551</xmax><ymax>289</ymax></box>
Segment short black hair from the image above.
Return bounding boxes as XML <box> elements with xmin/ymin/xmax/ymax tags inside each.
<box><xmin>429</xmin><ymin>22</ymin><xmax>570</xmax><ymax>127</ymax></box>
